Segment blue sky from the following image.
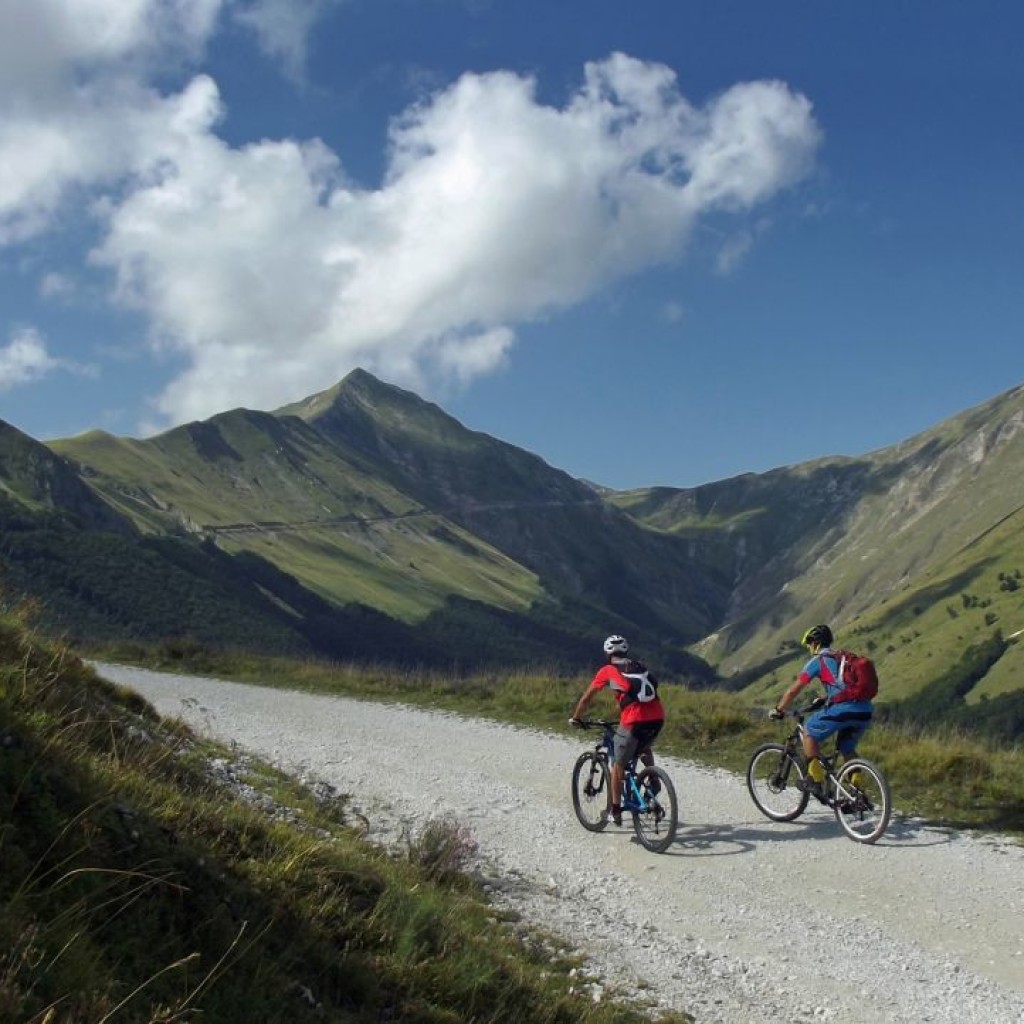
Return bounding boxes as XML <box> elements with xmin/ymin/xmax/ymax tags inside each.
<box><xmin>1</xmin><ymin>1</ymin><xmax>1021</xmax><ymax>490</ymax></box>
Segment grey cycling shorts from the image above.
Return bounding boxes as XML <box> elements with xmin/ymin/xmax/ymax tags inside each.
<box><xmin>613</xmin><ymin>720</ymin><xmax>663</xmax><ymax>766</ymax></box>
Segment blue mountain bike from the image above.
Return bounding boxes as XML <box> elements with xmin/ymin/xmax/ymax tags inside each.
<box><xmin>571</xmin><ymin>719</ymin><xmax>678</xmax><ymax>853</ymax></box>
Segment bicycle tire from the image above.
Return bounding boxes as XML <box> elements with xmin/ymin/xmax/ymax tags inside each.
<box><xmin>571</xmin><ymin>751</ymin><xmax>611</xmax><ymax>831</ymax></box>
<box><xmin>747</xmin><ymin>743</ymin><xmax>809</xmax><ymax>822</ymax></box>
<box><xmin>833</xmin><ymin>757</ymin><xmax>892</xmax><ymax>844</ymax></box>
<box><xmin>631</xmin><ymin>766</ymin><xmax>678</xmax><ymax>853</ymax></box>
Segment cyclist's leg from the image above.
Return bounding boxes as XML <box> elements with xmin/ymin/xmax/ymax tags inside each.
<box><xmin>835</xmin><ymin>708</ymin><xmax>872</xmax><ymax>759</ymax></box>
<box><xmin>836</xmin><ymin>728</ymin><xmax>861</xmax><ymax>761</ymax></box>
<box><xmin>803</xmin><ymin>710</ymin><xmax>835</xmax><ymax>776</ymax></box>
<box><xmin>835</xmin><ymin>710</ymin><xmax>873</xmax><ymax>785</ymax></box>
<box><xmin>802</xmin><ymin>731</ymin><xmax>821</xmax><ymax>762</ymax></box>
<box><xmin>635</xmin><ymin>720</ymin><xmax>663</xmax><ymax>770</ymax></box>
<box><xmin>611</xmin><ymin>725</ymin><xmax>640</xmax><ymax>817</ymax></box>
<box><xmin>610</xmin><ymin>762</ymin><xmax>625</xmax><ymax>812</ymax></box>
<box><xmin>634</xmin><ymin>721</ymin><xmax>664</xmax><ymax>797</ymax></box>
<box><xmin>825</xmin><ymin>705</ymin><xmax>872</xmax><ymax>758</ymax></box>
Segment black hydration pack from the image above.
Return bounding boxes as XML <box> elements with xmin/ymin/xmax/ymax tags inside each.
<box><xmin>619</xmin><ymin>659</ymin><xmax>659</xmax><ymax>706</ymax></box>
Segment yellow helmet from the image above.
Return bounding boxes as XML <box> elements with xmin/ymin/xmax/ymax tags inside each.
<box><xmin>801</xmin><ymin>624</ymin><xmax>833</xmax><ymax>649</ymax></box>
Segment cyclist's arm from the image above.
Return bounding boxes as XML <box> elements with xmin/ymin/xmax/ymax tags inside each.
<box><xmin>571</xmin><ymin>690</ymin><xmax>595</xmax><ymax>720</ymax></box>
<box><xmin>775</xmin><ymin>662</ymin><xmax>818</xmax><ymax>713</ymax></box>
<box><xmin>571</xmin><ymin>667</ymin><xmax>612</xmax><ymax>720</ymax></box>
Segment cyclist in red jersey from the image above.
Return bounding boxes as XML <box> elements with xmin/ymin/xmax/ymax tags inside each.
<box><xmin>570</xmin><ymin>635</ymin><xmax>666</xmax><ymax>826</ymax></box>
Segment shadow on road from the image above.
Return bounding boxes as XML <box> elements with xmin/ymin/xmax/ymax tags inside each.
<box><xmin>628</xmin><ymin>810</ymin><xmax>959</xmax><ymax>856</ymax></box>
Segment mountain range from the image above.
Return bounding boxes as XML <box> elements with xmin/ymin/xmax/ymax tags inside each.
<box><xmin>2</xmin><ymin>369</ymin><xmax>1022</xmax><ymax>708</ymax></box>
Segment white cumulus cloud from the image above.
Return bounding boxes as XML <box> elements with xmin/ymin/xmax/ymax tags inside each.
<box><xmin>92</xmin><ymin>53</ymin><xmax>821</xmax><ymax>426</ymax></box>
<box><xmin>0</xmin><ymin>1</ymin><xmax>822</xmax><ymax>431</ymax></box>
<box><xmin>0</xmin><ymin>327</ymin><xmax>95</xmax><ymax>391</ymax></box>
<box><xmin>0</xmin><ymin>0</ymin><xmax>326</xmax><ymax>244</ymax></box>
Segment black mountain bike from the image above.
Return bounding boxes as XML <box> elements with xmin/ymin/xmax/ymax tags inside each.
<box><xmin>571</xmin><ymin>719</ymin><xmax>678</xmax><ymax>853</ymax></box>
<box><xmin>746</xmin><ymin>698</ymin><xmax>892</xmax><ymax>844</ymax></box>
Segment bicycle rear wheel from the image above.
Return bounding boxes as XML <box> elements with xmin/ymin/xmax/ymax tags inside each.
<box><xmin>631</xmin><ymin>766</ymin><xmax>678</xmax><ymax>853</ymax></box>
<box><xmin>747</xmin><ymin>743</ymin><xmax>809</xmax><ymax>821</ymax></box>
<box><xmin>571</xmin><ymin>752</ymin><xmax>610</xmax><ymax>831</ymax></box>
<box><xmin>834</xmin><ymin>758</ymin><xmax>891</xmax><ymax>844</ymax></box>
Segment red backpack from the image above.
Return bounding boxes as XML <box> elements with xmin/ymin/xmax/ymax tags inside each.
<box><xmin>830</xmin><ymin>649</ymin><xmax>879</xmax><ymax>703</ymax></box>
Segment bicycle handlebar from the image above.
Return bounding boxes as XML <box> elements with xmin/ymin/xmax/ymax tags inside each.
<box><xmin>572</xmin><ymin>718</ymin><xmax>617</xmax><ymax>730</ymax></box>
<box><xmin>775</xmin><ymin>696</ymin><xmax>827</xmax><ymax>719</ymax></box>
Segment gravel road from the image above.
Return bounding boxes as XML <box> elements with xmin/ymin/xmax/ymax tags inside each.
<box><xmin>95</xmin><ymin>663</ymin><xmax>1024</xmax><ymax>1024</ymax></box>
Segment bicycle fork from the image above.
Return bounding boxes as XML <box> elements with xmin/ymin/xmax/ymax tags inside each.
<box><xmin>585</xmin><ymin>757</ymin><xmax>607</xmax><ymax>799</ymax></box>
<box><xmin>772</xmin><ymin>749</ymin><xmax>800</xmax><ymax>790</ymax></box>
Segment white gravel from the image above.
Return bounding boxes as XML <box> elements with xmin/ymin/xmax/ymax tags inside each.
<box><xmin>96</xmin><ymin>663</ymin><xmax>1024</xmax><ymax>1024</ymax></box>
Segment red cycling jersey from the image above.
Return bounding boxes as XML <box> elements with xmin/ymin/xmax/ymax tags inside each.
<box><xmin>586</xmin><ymin>661</ymin><xmax>665</xmax><ymax>726</ymax></box>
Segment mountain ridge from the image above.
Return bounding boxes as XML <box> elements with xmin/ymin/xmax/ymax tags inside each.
<box><xmin>2</xmin><ymin>371</ymin><xmax>1022</xmax><ymax>703</ymax></box>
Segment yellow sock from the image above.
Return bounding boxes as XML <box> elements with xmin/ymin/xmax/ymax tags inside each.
<box><xmin>848</xmin><ymin>769</ymin><xmax>864</xmax><ymax>789</ymax></box>
<box><xmin>808</xmin><ymin>758</ymin><xmax>826</xmax><ymax>783</ymax></box>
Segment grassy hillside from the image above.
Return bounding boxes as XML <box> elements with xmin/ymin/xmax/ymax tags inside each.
<box><xmin>0</xmin><ymin>420</ymin><xmax>134</xmax><ymax>534</ymax></box>
<box><xmin>0</xmin><ymin>495</ymin><xmax>313</xmax><ymax>656</ymax></box>
<box><xmin>0</xmin><ymin>609</ymin><xmax>690</xmax><ymax>1024</ymax></box>
<box><xmin>614</xmin><ymin>384</ymin><xmax>1024</xmax><ymax>710</ymax></box>
<box><xmin>286</xmin><ymin>370</ymin><xmax>730</xmax><ymax>643</ymax></box>
<box><xmin>42</xmin><ymin>373</ymin><xmax>725</xmax><ymax>677</ymax></box>
<box><xmin>0</xmin><ymin>492</ymin><xmax>633</xmax><ymax>674</ymax></box>
<box><xmin>16</xmin><ymin>371</ymin><xmax>1024</xmax><ymax>719</ymax></box>
<box><xmin>51</xmin><ymin>410</ymin><xmax>545</xmax><ymax>623</ymax></box>
<box><xmin>726</xmin><ymin>501</ymin><xmax>1024</xmax><ymax>706</ymax></box>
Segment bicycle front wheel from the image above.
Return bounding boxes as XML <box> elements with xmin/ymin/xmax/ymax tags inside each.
<box><xmin>834</xmin><ymin>758</ymin><xmax>891</xmax><ymax>844</ymax></box>
<box><xmin>747</xmin><ymin>743</ymin><xmax>809</xmax><ymax>822</ymax></box>
<box><xmin>631</xmin><ymin>766</ymin><xmax>678</xmax><ymax>853</ymax></box>
<box><xmin>571</xmin><ymin>752</ymin><xmax>610</xmax><ymax>831</ymax></box>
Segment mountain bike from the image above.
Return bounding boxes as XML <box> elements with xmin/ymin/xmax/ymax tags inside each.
<box><xmin>570</xmin><ymin>719</ymin><xmax>678</xmax><ymax>853</ymax></box>
<box><xmin>746</xmin><ymin>698</ymin><xmax>892</xmax><ymax>844</ymax></box>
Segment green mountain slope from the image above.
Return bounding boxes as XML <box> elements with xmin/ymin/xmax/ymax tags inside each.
<box><xmin>613</xmin><ymin>383</ymin><xmax>1024</xmax><ymax>701</ymax></box>
<box><xmin>0</xmin><ymin>424</ymin><xmax>313</xmax><ymax>651</ymax></box>
<box><xmin>50</xmin><ymin>405</ymin><xmax>545</xmax><ymax>623</ymax></box>
<box><xmin>284</xmin><ymin>370</ymin><xmax>730</xmax><ymax>644</ymax></box>
<box><xmin>7</xmin><ymin>369</ymin><xmax>1024</xmax><ymax>704</ymax></box>
<box><xmin>26</xmin><ymin>377</ymin><xmax>724</xmax><ymax>675</ymax></box>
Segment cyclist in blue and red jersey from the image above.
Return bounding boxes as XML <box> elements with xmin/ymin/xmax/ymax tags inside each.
<box><xmin>570</xmin><ymin>635</ymin><xmax>665</xmax><ymax>825</ymax></box>
<box><xmin>770</xmin><ymin>624</ymin><xmax>873</xmax><ymax>798</ymax></box>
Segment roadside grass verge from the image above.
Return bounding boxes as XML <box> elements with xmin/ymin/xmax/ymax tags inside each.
<box><xmin>1</xmin><ymin>615</ymin><xmax>692</xmax><ymax>1024</ymax></box>
<box><xmin>91</xmin><ymin>641</ymin><xmax>1024</xmax><ymax>838</ymax></box>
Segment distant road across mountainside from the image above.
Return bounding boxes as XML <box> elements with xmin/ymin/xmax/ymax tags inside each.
<box><xmin>99</xmin><ymin>663</ymin><xmax>1024</xmax><ymax>1024</ymax></box>
<box><xmin>198</xmin><ymin>497</ymin><xmax>605</xmax><ymax>535</ymax></box>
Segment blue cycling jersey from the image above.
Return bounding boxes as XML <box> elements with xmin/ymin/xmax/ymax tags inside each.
<box><xmin>797</xmin><ymin>648</ymin><xmax>847</xmax><ymax>702</ymax></box>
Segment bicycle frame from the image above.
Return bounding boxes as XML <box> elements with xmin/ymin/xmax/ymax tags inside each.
<box><xmin>591</xmin><ymin>722</ymin><xmax>647</xmax><ymax>807</ymax></box>
<box><xmin>571</xmin><ymin>718</ymin><xmax>679</xmax><ymax>852</ymax></box>
<box><xmin>782</xmin><ymin>710</ymin><xmax>856</xmax><ymax>808</ymax></box>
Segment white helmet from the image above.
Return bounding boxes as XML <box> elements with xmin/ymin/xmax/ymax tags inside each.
<box><xmin>603</xmin><ymin>634</ymin><xmax>629</xmax><ymax>655</ymax></box>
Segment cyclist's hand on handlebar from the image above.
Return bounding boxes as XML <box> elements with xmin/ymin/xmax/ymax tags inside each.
<box><xmin>768</xmin><ymin>707</ymin><xmax>785</xmax><ymax>721</ymax></box>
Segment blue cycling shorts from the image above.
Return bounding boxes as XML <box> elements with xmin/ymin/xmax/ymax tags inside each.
<box><xmin>805</xmin><ymin>701</ymin><xmax>873</xmax><ymax>754</ymax></box>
